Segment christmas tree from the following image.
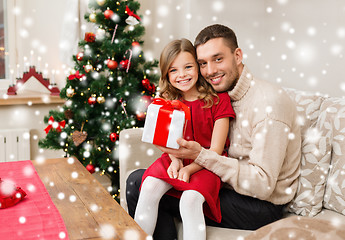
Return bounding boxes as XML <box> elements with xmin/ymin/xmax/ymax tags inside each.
<box><xmin>39</xmin><ymin>0</ymin><xmax>158</xmax><ymax>200</ymax></box>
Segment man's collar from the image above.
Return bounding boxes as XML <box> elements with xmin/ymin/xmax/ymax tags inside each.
<box><xmin>228</xmin><ymin>64</ymin><xmax>252</xmax><ymax>102</ymax></box>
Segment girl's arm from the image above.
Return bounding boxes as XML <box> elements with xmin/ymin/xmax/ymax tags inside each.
<box><xmin>167</xmin><ymin>154</ymin><xmax>183</xmax><ymax>179</ymax></box>
<box><xmin>178</xmin><ymin>117</ymin><xmax>230</xmax><ymax>182</ymax></box>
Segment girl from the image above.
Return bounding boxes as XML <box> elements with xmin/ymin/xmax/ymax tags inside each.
<box><xmin>134</xmin><ymin>38</ymin><xmax>235</xmax><ymax>240</ymax></box>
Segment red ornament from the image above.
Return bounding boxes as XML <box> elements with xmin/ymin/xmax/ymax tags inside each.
<box><xmin>136</xmin><ymin>112</ymin><xmax>146</xmax><ymax>121</ymax></box>
<box><xmin>104</xmin><ymin>9</ymin><xmax>114</xmax><ymax>19</ymax></box>
<box><xmin>76</xmin><ymin>52</ymin><xmax>84</xmax><ymax>61</ymax></box>
<box><xmin>84</xmin><ymin>32</ymin><xmax>96</xmax><ymax>42</ymax></box>
<box><xmin>109</xmin><ymin>132</ymin><xmax>119</xmax><ymax>142</ymax></box>
<box><xmin>141</xmin><ymin>95</ymin><xmax>153</xmax><ymax>107</ymax></box>
<box><xmin>86</xmin><ymin>164</ymin><xmax>95</xmax><ymax>174</ymax></box>
<box><xmin>132</xmin><ymin>41</ymin><xmax>140</xmax><ymax>47</ymax></box>
<box><xmin>119</xmin><ymin>59</ymin><xmax>130</xmax><ymax>70</ymax></box>
<box><xmin>88</xmin><ymin>96</ymin><xmax>97</xmax><ymax>105</ymax></box>
<box><xmin>107</xmin><ymin>59</ymin><xmax>118</xmax><ymax>70</ymax></box>
<box><xmin>141</xmin><ymin>79</ymin><xmax>150</xmax><ymax>88</ymax></box>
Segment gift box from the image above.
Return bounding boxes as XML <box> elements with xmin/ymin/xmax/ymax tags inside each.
<box><xmin>142</xmin><ymin>98</ymin><xmax>191</xmax><ymax>149</ymax></box>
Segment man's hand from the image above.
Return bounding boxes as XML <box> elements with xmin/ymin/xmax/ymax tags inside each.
<box><xmin>167</xmin><ymin>155</ymin><xmax>183</xmax><ymax>179</ymax></box>
<box><xmin>156</xmin><ymin>138</ymin><xmax>202</xmax><ymax>160</ymax></box>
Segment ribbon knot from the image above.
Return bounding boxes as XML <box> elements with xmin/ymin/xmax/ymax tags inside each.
<box><xmin>152</xmin><ymin>98</ymin><xmax>191</xmax><ymax>120</ymax></box>
<box><xmin>44</xmin><ymin>116</ymin><xmax>66</xmax><ymax>134</ymax></box>
<box><xmin>68</xmin><ymin>70</ymin><xmax>85</xmax><ymax>81</ymax></box>
<box><xmin>125</xmin><ymin>5</ymin><xmax>141</xmax><ymax>21</ymax></box>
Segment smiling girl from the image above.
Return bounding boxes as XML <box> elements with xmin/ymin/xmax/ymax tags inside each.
<box><xmin>134</xmin><ymin>38</ymin><xmax>235</xmax><ymax>240</ymax></box>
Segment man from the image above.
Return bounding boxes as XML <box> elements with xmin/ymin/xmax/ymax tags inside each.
<box><xmin>126</xmin><ymin>24</ymin><xmax>301</xmax><ymax>239</ymax></box>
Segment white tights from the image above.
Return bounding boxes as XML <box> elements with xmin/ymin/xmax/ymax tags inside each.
<box><xmin>134</xmin><ymin>176</ymin><xmax>206</xmax><ymax>240</ymax></box>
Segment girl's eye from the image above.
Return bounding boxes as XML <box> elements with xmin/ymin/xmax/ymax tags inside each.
<box><xmin>169</xmin><ymin>69</ymin><xmax>176</xmax><ymax>73</ymax></box>
<box><xmin>186</xmin><ymin>65</ymin><xmax>193</xmax><ymax>69</ymax></box>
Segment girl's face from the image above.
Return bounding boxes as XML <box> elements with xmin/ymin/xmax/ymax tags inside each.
<box><xmin>168</xmin><ymin>51</ymin><xmax>199</xmax><ymax>100</ymax></box>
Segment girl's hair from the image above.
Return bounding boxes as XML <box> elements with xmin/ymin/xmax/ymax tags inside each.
<box><xmin>158</xmin><ymin>38</ymin><xmax>218</xmax><ymax>108</ymax></box>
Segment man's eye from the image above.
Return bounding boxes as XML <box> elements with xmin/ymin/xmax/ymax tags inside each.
<box><xmin>216</xmin><ymin>58</ymin><xmax>222</xmax><ymax>62</ymax></box>
<box><xmin>199</xmin><ymin>62</ymin><xmax>206</xmax><ymax>67</ymax></box>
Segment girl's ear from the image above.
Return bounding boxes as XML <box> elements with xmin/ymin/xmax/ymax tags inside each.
<box><xmin>234</xmin><ymin>48</ymin><xmax>243</xmax><ymax>65</ymax></box>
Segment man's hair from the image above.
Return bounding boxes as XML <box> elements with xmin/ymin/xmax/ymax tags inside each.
<box><xmin>194</xmin><ymin>24</ymin><xmax>238</xmax><ymax>52</ymax></box>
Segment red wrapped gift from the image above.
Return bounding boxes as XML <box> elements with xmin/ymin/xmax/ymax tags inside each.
<box><xmin>142</xmin><ymin>98</ymin><xmax>191</xmax><ymax>149</ymax></box>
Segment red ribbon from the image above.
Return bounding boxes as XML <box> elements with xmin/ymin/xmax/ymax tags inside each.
<box><xmin>68</xmin><ymin>70</ymin><xmax>85</xmax><ymax>80</ymax></box>
<box><xmin>125</xmin><ymin>5</ymin><xmax>141</xmax><ymax>21</ymax></box>
<box><xmin>151</xmin><ymin>98</ymin><xmax>190</xmax><ymax>147</ymax></box>
<box><xmin>44</xmin><ymin>116</ymin><xmax>66</xmax><ymax>134</ymax></box>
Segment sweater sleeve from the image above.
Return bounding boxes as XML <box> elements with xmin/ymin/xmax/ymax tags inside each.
<box><xmin>194</xmin><ymin>117</ymin><xmax>291</xmax><ymax>200</ymax></box>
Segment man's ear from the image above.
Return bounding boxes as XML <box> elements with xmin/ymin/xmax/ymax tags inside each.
<box><xmin>234</xmin><ymin>48</ymin><xmax>243</xmax><ymax>65</ymax></box>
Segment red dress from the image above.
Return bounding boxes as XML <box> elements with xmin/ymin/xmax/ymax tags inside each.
<box><xmin>141</xmin><ymin>92</ymin><xmax>235</xmax><ymax>223</ymax></box>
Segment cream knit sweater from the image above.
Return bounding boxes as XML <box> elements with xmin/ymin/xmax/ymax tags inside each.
<box><xmin>194</xmin><ymin>65</ymin><xmax>301</xmax><ymax>205</ymax></box>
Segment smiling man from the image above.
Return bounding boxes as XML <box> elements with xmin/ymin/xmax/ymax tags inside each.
<box><xmin>126</xmin><ymin>24</ymin><xmax>301</xmax><ymax>240</ymax></box>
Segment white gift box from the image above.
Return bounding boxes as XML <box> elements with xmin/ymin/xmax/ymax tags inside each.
<box><xmin>142</xmin><ymin>100</ymin><xmax>188</xmax><ymax>149</ymax></box>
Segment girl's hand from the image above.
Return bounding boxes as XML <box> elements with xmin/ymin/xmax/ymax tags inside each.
<box><xmin>167</xmin><ymin>156</ymin><xmax>183</xmax><ymax>179</ymax></box>
<box><xmin>177</xmin><ymin>166</ymin><xmax>192</xmax><ymax>183</ymax></box>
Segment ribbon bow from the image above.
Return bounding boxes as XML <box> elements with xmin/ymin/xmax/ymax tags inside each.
<box><xmin>152</xmin><ymin>98</ymin><xmax>191</xmax><ymax>120</ymax></box>
<box><xmin>125</xmin><ymin>5</ymin><xmax>141</xmax><ymax>21</ymax></box>
<box><xmin>68</xmin><ymin>70</ymin><xmax>85</xmax><ymax>81</ymax></box>
<box><xmin>44</xmin><ymin>116</ymin><xmax>66</xmax><ymax>134</ymax></box>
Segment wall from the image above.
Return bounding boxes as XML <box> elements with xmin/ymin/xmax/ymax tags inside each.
<box><xmin>3</xmin><ymin>0</ymin><xmax>345</xmax><ymax>96</ymax></box>
<box><xmin>139</xmin><ymin>0</ymin><xmax>345</xmax><ymax>97</ymax></box>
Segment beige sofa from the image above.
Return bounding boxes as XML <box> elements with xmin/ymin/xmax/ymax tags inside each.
<box><xmin>119</xmin><ymin>88</ymin><xmax>345</xmax><ymax>239</ymax></box>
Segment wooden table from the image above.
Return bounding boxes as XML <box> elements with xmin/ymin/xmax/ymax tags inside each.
<box><xmin>33</xmin><ymin>158</ymin><xmax>148</xmax><ymax>240</ymax></box>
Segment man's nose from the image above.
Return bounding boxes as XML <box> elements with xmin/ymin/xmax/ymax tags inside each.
<box><xmin>206</xmin><ymin>63</ymin><xmax>217</xmax><ymax>76</ymax></box>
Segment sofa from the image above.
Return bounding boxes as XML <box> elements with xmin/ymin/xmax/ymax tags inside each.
<box><xmin>119</xmin><ymin>88</ymin><xmax>345</xmax><ymax>239</ymax></box>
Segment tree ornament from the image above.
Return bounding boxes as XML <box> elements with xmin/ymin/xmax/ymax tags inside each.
<box><xmin>104</xmin><ymin>9</ymin><xmax>114</xmax><ymax>20</ymax></box>
<box><xmin>147</xmin><ymin>84</ymin><xmax>156</xmax><ymax>94</ymax></box>
<box><xmin>141</xmin><ymin>95</ymin><xmax>153</xmax><ymax>107</ymax></box>
<box><xmin>72</xmin><ymin>130</ymin><xmax>88</xmax><ymax>146</ymax></box>
<box><xmin>125</xmin><ymin>5</ymin><xmax>141</xmax><ymax>21</ymax></box>
<box><xmin>84</xmin><ymin>32</ymin><xmax>96</xmax><ymax>42</ymax></box>
<box><xmin>89</xmin><ymin>13</ymin><xmax>97</xmax><ymax>23</ymax></box>
<box><xmin>97</xmin><ymin>95</ymin><xmax>105</xmax><ymax>104</ymax></box>
<box><xmin>141</xmin><ymin>78</ymin><xmax>150</xmax><ymax>88</ymax></box>
<box><xmin>119</xmin><ymin>60</ymin><xmax>129</xmax><ymax>70</ymax></box>
<box><xmin>107</xmin><ymin>59</ymin><xmax>118</xmax><ymax>70</ymax></box>
<box><xmin>109</xmin><ymin>132</ymin><xmax>119</xmax><ymax>142</ymax></box>
<box><xmin>96</xmin><ymin>0</ymin><xmax>105</xmax><ymax>6</ymax></box>
<box><xmin>136</xmin><ymin>112</ymin><xmax>146</xmax><ymax>121</ymax></box>
<box><xmin>66</xmin><ymin>86</ymin><xmax>75</xmax><ymax>97</ymax></box>
<box><xmin>84</xmin><ymin>63</ymin><xmax>93</xmax><ymax>73</ymax></box>
<box><xmin>88</xmin><ymin>95</ymin><xmax>97</xmax><ymax>105</ymax></box>
<box><xmin>132</xmin><ymin>41</ymin><xmax>140</xmax><ymax>47</ymax></box>
<box><xmin>125</xmin><ymin>16</ymin><xmax>139</xmax><ymax>25</ymax></box>
<box><xmin>76</xmin><ymin>52</ymin><xmax>84</xmax><ymax>61</ymax></box>
<box><xmin>64</xmin><ymin>109</ymin><xmax>74</xmax><ymax>119</ymax></box>
<box><xmin>44</xmin><ymin>116</ymin><xmax>66</xmax><ymax>134</ymax></box>
<box><xmin>69</xmin><ymin>70</ymin><xmax>85</xmax><ymax>80</ymax></box>
<box><xmin>86</xmin><ymin>164</ymin><xmax>96</xmax><ymax>174</ymax></box>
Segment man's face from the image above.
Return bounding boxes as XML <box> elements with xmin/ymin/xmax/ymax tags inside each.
<box><xmin>196</xmin><ymin>38</ymin><xmax>241</xmax><ymax>92</ymax></box>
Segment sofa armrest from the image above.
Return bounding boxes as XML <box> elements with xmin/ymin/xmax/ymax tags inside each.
<box><xmin>119</xmin><ymin>128</ymin><xmax>162</xmax><ymax>211</ymax></box>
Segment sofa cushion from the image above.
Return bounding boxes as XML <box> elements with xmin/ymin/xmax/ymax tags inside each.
<box><xmin>285</xmin><ymin>89</ymin><xmax>332</xmax><ymax>216</ymax></box>
<box><xmin>283</xmin><ymin>88</ymin><xmax>324</xmax><ymax>135</ymax></box>
<box><xmin>245</xmin><ymin>216</ymin><xmax>345</xmax><ymax>240</ymax></box>
<box><xmin>323</xmin><ymin>98</ymin><xmax>345</xmax><ymax>215</ymax></box>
